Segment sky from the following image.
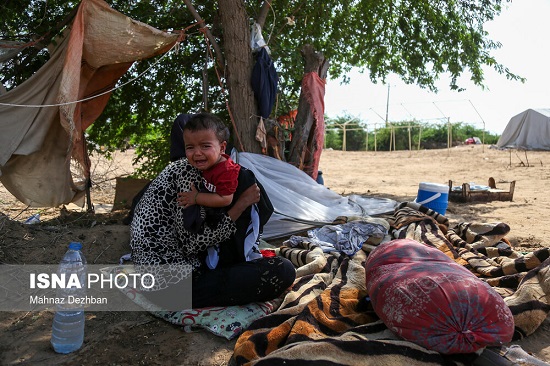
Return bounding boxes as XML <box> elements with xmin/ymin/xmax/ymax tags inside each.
<box><xmin>324</xmin><ymin>0</ymin><xmax>550</xmax><ymax>134</ymax></box>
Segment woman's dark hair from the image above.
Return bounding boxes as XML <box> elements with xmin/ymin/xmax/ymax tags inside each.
<box><xmin>183</xmin><ymin>112</ymin><xmax>230</xmax><ymax>143</ymax></box>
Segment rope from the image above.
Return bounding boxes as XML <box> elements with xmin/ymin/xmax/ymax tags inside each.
<box><xmin>264</xmin><ymin>0</ymin><xmax>276</xmax><ymax>46</ymax></box>
<box><xmin>0</xmin><ymin>39</ymin><xmax>180</xmax><ymax>108</ymax></box>
<box><xmin>0</xmin><ymin>39</ymin><xmax>42</xmax><ymax>49</ymax></box>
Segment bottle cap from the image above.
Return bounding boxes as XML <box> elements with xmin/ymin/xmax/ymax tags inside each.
<box><xmin>68</xmin><ymin>242</ymin><xmax>82</xmax><ymax>250</ymax></box>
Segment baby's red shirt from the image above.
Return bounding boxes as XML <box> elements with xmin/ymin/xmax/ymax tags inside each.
<box><xmin>202</xmin><ymin>154</ymin><xmax>240</xmax><ymax>196</ymax></box>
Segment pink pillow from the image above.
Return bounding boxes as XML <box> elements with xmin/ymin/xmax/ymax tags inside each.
<box><xmin>365</xmin><ymin>238</ymin><xmax>514</xmax><ymax>354</ymax></box>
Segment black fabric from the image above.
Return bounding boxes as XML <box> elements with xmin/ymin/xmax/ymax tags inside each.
<box><xmin>251</xmin><ymin>48</ymin><xmax>278</xmax><ymax>119</ymax></box>
<box><xmin>191</xmin><ymin>256</ymin><xmax>295</xmax><ymax>308</ymax></box>
<box><xmin>181</xmin><ymin>188</ymin><xmax>206</xmax><ymax>232</ymax></box>
<box><xmin>143</xmin><ymin>256</ymin><xmax>295</xmax><ymax>309</ymax></box>
<box><xmin>215</xmin><ymin>166</ymin><xmax>273</xmax><ymax>266</ymax></box>
<box><xmin>182</xmin><ymin>182</ymin><xmax>226</xmax><ymax>233</ymax></box>
<box><xmin>170</xmin><ymin>113</ymin><xmax>194</xmax><ymax>162</ymax></box>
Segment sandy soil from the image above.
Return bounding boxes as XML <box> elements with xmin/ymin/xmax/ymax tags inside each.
<box><xmin>1</xmin><ymin>145</ymin><xmax>549</xmax><ymax>365</ymax></box>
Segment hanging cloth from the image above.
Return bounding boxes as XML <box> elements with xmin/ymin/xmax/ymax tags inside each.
<box><xmin>250</xmin><ymin>22</ymin><xmax>270</xmax><ymax>54</ymax></box>
<box><xmin>301</xmin><ymin>72</ymin><xmax>326</xmax><ymax>180</ymax></box>
<box><xmin>255</xmin><ymin>117</ymin><xmax>267</xmax><ymax>151</ymax></box>
<box><xmin>0</xmin><ymin>0</ymin><xmax>178</xmax><ymax>207</ymax></box>
<box><xmin>251</xmin><ymin>47</ymin><xmax>278</xmax><ymax>119</ymax></box>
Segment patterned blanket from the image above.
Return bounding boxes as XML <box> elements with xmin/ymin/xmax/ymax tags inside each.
<box><xmin>231</xmin><ymin>202</ymin><xmax>550</xmax><ymax>365</ymax></box>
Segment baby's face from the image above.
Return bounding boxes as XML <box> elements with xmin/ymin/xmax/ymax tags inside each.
<box><xmin>183</xmin><ymin>129</ymin><xmax>226</xmax><ymax>171</ymax></box>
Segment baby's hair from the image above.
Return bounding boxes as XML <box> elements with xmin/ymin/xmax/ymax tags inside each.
<box><xmin>184</xmin><ymin>113</ymin><xmax>230</xmax><ymax>143</ymax></box>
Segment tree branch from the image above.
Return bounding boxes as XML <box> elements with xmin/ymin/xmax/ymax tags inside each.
<box><xmin>15</xmin><ymin>5</ymin><xmax>79</xmax><ymax>76</ymax></box>
<box><xmin>256</xmin><ymin>1</ymin><xmax>272</xmax><ymax>28</ymax></box>
<box><xmin>183</xmin><ymin>0</ymin><xmax>225</xmax><ymax>70</ymax></box>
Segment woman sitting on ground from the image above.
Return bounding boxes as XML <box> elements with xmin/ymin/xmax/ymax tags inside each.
<box><xmin>129</xmin><ymin>113</ymin><xmax>296</xmax><ymax>310</ymax></box>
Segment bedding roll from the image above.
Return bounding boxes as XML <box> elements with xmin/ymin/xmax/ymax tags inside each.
<box><xmin>365</xmin><ymin>238</ymin><xmax>514</xmax><ymax>354</ymax></box>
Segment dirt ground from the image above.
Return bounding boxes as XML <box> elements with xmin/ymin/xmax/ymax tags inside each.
<box><xmin>1</xmin><ymin>145</ymin><xmax>550</xmax><ymax>365</ymax></box>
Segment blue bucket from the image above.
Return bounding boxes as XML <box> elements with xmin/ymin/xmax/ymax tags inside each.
<box><xmin>416</xmin><ymin>182</ymin><xmax>449</xmax><ymax>215</ymax></box>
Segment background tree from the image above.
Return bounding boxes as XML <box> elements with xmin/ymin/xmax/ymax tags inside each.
<box><xmin>325</xmin><ymin>115</ymin><xmax>365</xmax><ymax>151</ymax></box>
<box><xmin>1</xmin><ymin>0</ymin><xmax>520</xmax><ymax>177</ymax></box>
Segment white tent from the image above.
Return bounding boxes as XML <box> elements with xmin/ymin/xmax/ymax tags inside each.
<box><xmin>496</xmin><ymin>109</ymin><xmax>550</xmax><ymax>150</ymax></box>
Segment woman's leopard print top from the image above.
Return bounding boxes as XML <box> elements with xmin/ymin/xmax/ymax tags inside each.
<box><xmin>130</xmin><ymin>159</ymin><xmax>236</xmax><ymax>291</ymax></box>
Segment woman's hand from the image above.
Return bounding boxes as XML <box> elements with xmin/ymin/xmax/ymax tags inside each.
<box><xmin>240</xmin><ymin>183</ymin><xmax>261</xmax><ymax>206</ymax></box>
<box><xmin>177</xmin><ymin>185</ymin><xmax>199</xmax><ymax>208</ymax></box>
<box><xmin>227</xmin><ymin>184</ymin><xmax>261</xmax><ymax>221</ymax></box>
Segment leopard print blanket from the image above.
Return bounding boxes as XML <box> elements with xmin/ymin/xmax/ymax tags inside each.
<box><xmin>231</xmin><ymin>202</ymin><xmax>550</xmax><ymax>365</ymax></box>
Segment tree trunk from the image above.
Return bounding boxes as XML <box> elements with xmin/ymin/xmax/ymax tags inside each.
<box><xmin>287</xmin><ymin>45</ymin><xmax>329</xmax><ymax>178</ymax></box>
<box><xmin>217</xmin><ymin>0</ymin><xmax>261</xmax><ymax>153</ymax></box>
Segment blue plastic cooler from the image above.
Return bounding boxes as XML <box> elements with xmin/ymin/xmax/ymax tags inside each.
<box><xmin>416</xmin><ymin>182</ymin><xmax>449</xmax><ymax>215</ymax></box>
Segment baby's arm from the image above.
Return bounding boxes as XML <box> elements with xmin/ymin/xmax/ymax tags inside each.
<box><xmin>196</xmin><ymin>192</ymin><xmax>233</xmax><ymax>208</ymax></box>
<box><xmin>177</xmin><ymin>184</ymin><xmax>233</xmax><ymax>208</ymax></box>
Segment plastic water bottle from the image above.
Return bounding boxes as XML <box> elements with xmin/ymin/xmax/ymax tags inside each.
<box><xmin>24</xmin><ymin>213</ymin><xmax>40</xmax><ymax>224</ymax></box>
<box><xmin>316</xmin><ymin>170</ymin><xmax>324</xmax><ymax>185</ymax></box>
<box><xmin>51</xmin><ymin>242</ymin><xmax>86</xmax><ymax>354</ymax></box>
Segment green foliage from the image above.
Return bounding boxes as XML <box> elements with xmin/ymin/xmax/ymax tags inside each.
<box><xmin>420</xmin><ymin>123</ymin><xmax>448</xmax><ymax>146</ymax></box>
<box><xmin>325</xmin><ymin>115</ymin><xmax>363</xmax><ymax>150</ymax></box>
<box><xmin>1</xmin><ymin>0</ymin><xmax>517</xmax><ymax>177</ymax></box>
<box><xmin>324</xmin><ymin>130</ymin><xmax>342</xmax><ymax>150</ymax></box>
<box><xmin>326</xmin><ymin>115</ymin><xmax>500</xmax><ymax>151</ymax></box>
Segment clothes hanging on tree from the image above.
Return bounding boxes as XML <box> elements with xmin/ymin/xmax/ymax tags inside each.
<box><xmin>251</xmin><ymin>47</ymin><xmax>278</xmax><ymax>119</ymax></box>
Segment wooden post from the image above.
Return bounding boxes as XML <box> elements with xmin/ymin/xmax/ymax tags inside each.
<box><xmin>342</xmin><ymin>123</ymin><xmax>347</xmax><ymax>151</ymax></box>
<box><xmin>417</xmin><ymin>126</ymin><xmax>422</xmax><ymax>150</ymax></box>
<box><xmin>389</xmin><ymin>123</ymin><xmax>393</xmax><ymax>152</ymax></box>
<box><xmin>408</xmin><ymin>122</ymin><xmax>412</xmax><ymax>156</ymax></box>
<box><xmin>447</xmin><ymin>118</ymin><xmax>451</xmax><ymax>156</ymax></box>
<box><xmin>392</xmin><ymin>124</ymin><xmax>396</xmax><ymax>151</ymax></box>
<box><xmin>85</xmin><ymin>178</ymin><xmax>94</xmax><ymax>213</ymax></box>
<box><xmin>374</xmin><ymin>125</ymin><xmax>377</xmax><ymax>152</ymax></box>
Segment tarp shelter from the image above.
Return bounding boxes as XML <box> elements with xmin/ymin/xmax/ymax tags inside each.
<box><xmin>235</xmin><ymin>152</ymin><xmax>398</xmax><ymax>239</ymax></box>
<box><xmin>0</xmin><ymin>0</ymin><xmax>178</xmax><ymax>207</ymax></box>
<box><xmin>496</xmin><ymin>109</ymin><xmax>550</xmax><ymax>150</ymax></box>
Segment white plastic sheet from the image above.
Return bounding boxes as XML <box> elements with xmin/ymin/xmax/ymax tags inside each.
<box><xmin>236</xmin><ymin>152</ymin><xmax>398</xmax><ymax>239</ymax></box>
